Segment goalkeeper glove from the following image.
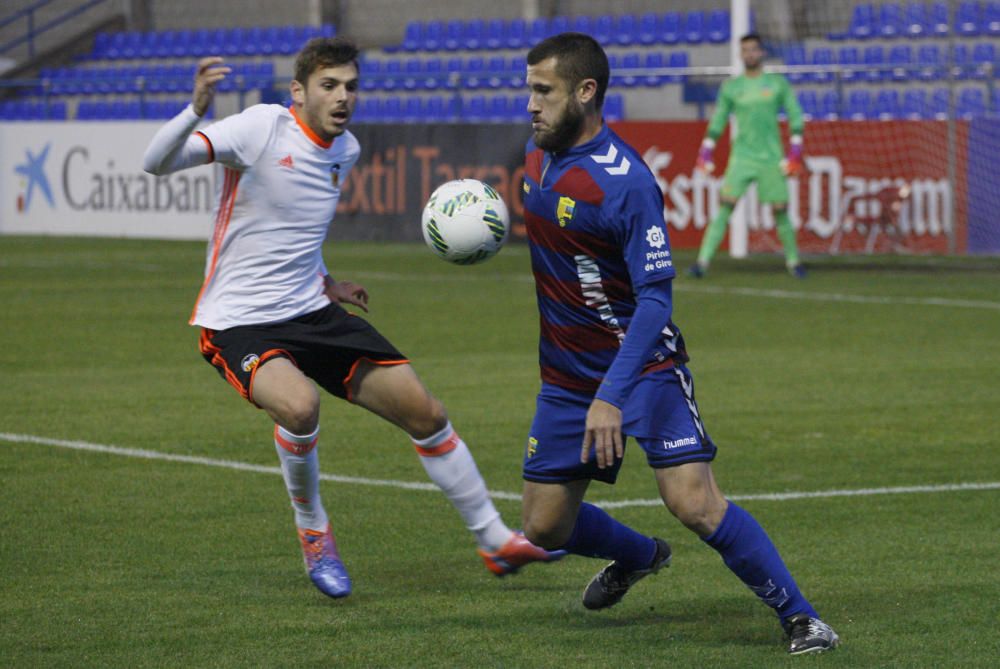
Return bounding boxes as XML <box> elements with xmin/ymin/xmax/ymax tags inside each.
<box><xmin>782</xmin><ymin>135</ymin><xmax>804</xmax><ymax>176</ymax></box>
<box><xmin>695</xmin><ymin>138</ymin><xmax>715</xmax><ymax>174</ymax></box>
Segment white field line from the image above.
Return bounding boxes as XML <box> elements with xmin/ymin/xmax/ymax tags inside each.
<box><xmin>349</xmin><ymin>271</ymin><xmax>1000</xmax><ymax>312</ymax></box>
<box><xmin>3</xmin><ymin>432</ymin><xmax>998</xmax><ymax>508</ymax></box>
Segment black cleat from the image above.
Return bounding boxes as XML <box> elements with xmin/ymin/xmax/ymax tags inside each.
<box><xmin>687</xmin><ymin>263</ymin><xmax>707</xmax><ymax>278</ymax></box>
<box><xmin>785</xmin><ymin>614</ymin><xmax>840</xmax><ymax>655</ymax></box>
<box><xmin>582</xmin><ymin>537</ymin><xmax>671</xmax><ymax>610</ymax></box>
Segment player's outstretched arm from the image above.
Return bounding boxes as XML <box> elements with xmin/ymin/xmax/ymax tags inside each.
<box><xmin>142</xmin><ymin>57</ymin><xmax>230</xmax><ymax>176</ymax></box>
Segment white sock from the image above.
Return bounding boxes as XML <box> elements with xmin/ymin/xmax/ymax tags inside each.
<box><xmin>274</xmin><ymin>424</ymin><xmax>329</xmax><ymax>532</ymax></box>
<box><xmin>412</xmin><ymin>422</ymin><xmax>513</xmax><ymax>552</ymax></box>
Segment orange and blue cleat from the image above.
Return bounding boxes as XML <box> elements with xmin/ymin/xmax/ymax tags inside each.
<box><xmin>298</xmin><ymin>524</ymin><xmax>352</xmax><ymax>598</ymax></box>
<box><xmin>478</xmin><ymin>531</ymin><xmax>568</xmax><ymax>577</ymax></box>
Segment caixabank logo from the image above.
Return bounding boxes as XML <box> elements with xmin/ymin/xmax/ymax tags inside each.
<box><xmin>11</xmin><ymin>139</ymin><xmax>216</xmax><ymax>215</ymax></box>
<box><xmin>14</xmin><ymin>143</ymin><xmax>55</xmax><ymax>212</ymax></box>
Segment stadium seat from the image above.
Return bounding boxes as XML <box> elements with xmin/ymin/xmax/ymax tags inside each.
<box><xmin>444</xmin><ymin>57</ymin><xmax>463</xmax><ymax>90</ymax></box>
<box><xmin>464</xmin><ymin>95</ymin><xmax>487</xmax><ymax>123</ymax></box>
<box><xmin>402</xmin><ymin>59</ymin><xmax>422</xmax><ymax>92</ymax></box>
<box><xmin>360</xmin><ymin>59</ymin><xmax>380</xmax><ymax>92</ymax></box>
<box><xmin>971</xmin><ymin>42</ymin><xmax>996</xmax><ymax>79</ymax></box>
<box><xmin>811</xmin><ymin>47</ymin><xmax>835</xmax><ymax>84</ymax></box>
<box><xmin>642</xmin><ymin>51</ymin><xmax>665</xmax><ymax>87</ymax></box>
<box><xmin>863</xmin><ymin>45</ymin><xmax>886</xmax><ymax>82</ymax></box>
<box><xmin>463</xmin><ymin>57</ymin><xmax>486</xmax><ymax>89</ymax></box>
<box><xmin>423</xmin><ymin>20</ymin><xmax>444</xmax><ymax>51</ymax></box>
<box><xmin>904</xmin><ymin>2</ymin><xmax>930</xmax><ymax>38</ymax></box>
<box><xmin>400</xmin><ymin>21</ymin><xmax>422</xmax><ymax>51</ymax></box>
<box><xmin>916</xmin><ymin>44</ymin><xmax>945</xmax><ymax>80</ymax></box>
<box><xmin>955</xmin><ymin>1</ymin><xmax>983</xmax><ymax>36</ymax></box>
<box><xmin>527</xmin><ymin>17</ymin><xmax>548</xmax><ymax>47</ymax></box>
<box><xmin>486</xmin><ymin>95</ymin><xmax>509</xmax><ymax>122</ymax></box>
<box><xmin>992</xmin><ymin>88</ymin><xmax>1000</xmax><ymax>117</ymax></box>
<box><xmin>785</xmin><ymin>45</ymin><xmax>808</xmax><ymax>83</ymax></box>
<box><xmin>505</xmin><ymin>19</ymin><xmax>526</xmax><ymax>49</ymax></box>
<box><xmin>846</xmin><ymin>89</ymin><xmax>874</xmax><ymax>119</ymax></box>
<box><xmin>706</xmin><ymin>10</ymin><xmax>731</xmax><ymax>43</ymax></box>
<box><xmin>952</xmin><ymin>43</ymin><xmax>973</xmax><ymax>80</ymax></box>
<box><xmin>873</xmin><ymin>89</ymin><xmax>902</xmax><ymax>119</ymax></box>
<box><xmin>798</xmin><ymin>90</ymin><xmax>819</xmax><ymax>119</ymax></box>
<box><xmin>382</xmin><ymin>59</ymin><xmax>402</xmax><ymax>92</ymax></box>
<box><xmin>619</xmin><ymin>52</ymin><xmax>644</xmax><ymax>88</ymax></box>
<box><xmin>957</xmin><ymin>87</ymin><xmax>987</xmax><ymax>118</ymax></box>
<box><xmin>593</xmin><ymin>15</ymin><xmax>614</xmax><ymax>46</ymax></box>
<box><xmin>847</xmin><ymin>3</ymin><xmax>876</xmax><ymax>39</ymax></box>
<box><xmin>506</xmin><ymin>55</ymin><xmax>525</xmax><ymax>88</ymax></box>
<box><xmin>929</xmin><ymin>2</ymin><xmax>951</xmax><ymax>35</ymax></box>
<box><xmin>929</xmin><ymin>87</ymin><xmax>950</xmax><ymax>118</ymax></box>
<box><xmin>485</xmin><ymin>56</ymin><xmax>506</xmax><ymax>89</ymax></box>
<box><xmin>615</xmin><ymin>15</ymin><xmax>638</xmax><ymax>46</ymax></box>
<box><xmin>838</xmin><ymin>46</ymin><xmax>862</xmax><ymax>83</ymax></box>
<box><xmin>604</xmin><ymin>93</ymin><xmax>625</xmax><ymax>121</ymax></box>
<box><xmin>443</xmin><ymin>20</ymin><xmax>464</xmax><ymax>51</ymax></box>
<box><xmin>902</xmin><ymin>88</ymin><xmax>929</xmax><ymax>119</ymax></box>
<box><xmin>608</xmin><ymin>54</ymin><xmax>623</xmax><ymax>87</ymax></box>
<box><xmin>422</xmin><ymin>58</ymin><xmax>444</xmax><ymax>91</ymax></box>
<box><xmin>879</xmin><ymin>2</ymin><xmax>905</xmax><ymax>38</ymax></box>
<box><xmin>548</xmin><ymin>16</ymin><xmax>570</xmax><ymax>39</ymax></box>
<box><xmin>484</xmin><ymin>19</ymin><xmax>504</xmax><ymax>50</ymax></box>
<box><xmin>402</xmin><ymin>97</ymin><xmax>422</xmax><ymax>123</ymax></box>
<box><xmin>887</xmin><ymin>45</ymin><xmax>913</xmax><ymax>81</ymax></box>
<box><xmin>423</xmin><ymin>95</ymin><xmax>445</xmax><ymax>122</ymax></box>
<box><xmin>660</xmin><ymin>12</ymin><xmax>682</xmax><ymax>45</ymax></box>
<box><xmin>637</xmin><ymin>13</ymin><xmax>659</xmax><ymax>45</ymax></box>
<box><xmin>667</xmin><ymin>51</ymin><xmax>688</xmax><ymax>84</ymax></box>
<box><xmin>818</xmin><ymin>90</ymin><xmax>841</xmax><ymax>118</ymax></box>
<box><xmin>683</xmin><ymin>11</ymin><xmax>706</xmax><ymax>44</ymax></box>
<box><xmin>987</xmin><ymin>1</ymin><xmax>1000</xmax><ymax>35</ymax></box>
<box><xmin>463</xmin><ymin>19</ymin><xmax>485</xmax><ymax>50</ymax></box>
<box><xmin>382</xmin><ymin>97</ymin><xmax>403</xmax><ymax>123</ymax></box>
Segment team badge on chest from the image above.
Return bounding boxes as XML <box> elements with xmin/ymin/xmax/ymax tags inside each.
<box><xmin>556</xmin><ymin>196</ymin><xmax>576</xmax><ymax>227</ymax></box>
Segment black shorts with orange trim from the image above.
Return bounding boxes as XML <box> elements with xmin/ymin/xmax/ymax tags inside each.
<box><xmin>199</xmin><ymin>303</ymin><xmax>408</xmax><ymax>403</ymax></box>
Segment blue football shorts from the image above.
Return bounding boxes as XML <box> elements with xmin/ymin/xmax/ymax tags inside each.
<box><xmin>522</xmin><ymin>365</ymin><xmax>717</xmax><ymax>485</ymax></box>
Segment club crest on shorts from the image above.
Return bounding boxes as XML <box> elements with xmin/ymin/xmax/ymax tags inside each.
<box><xmin>241</xmin><ymin>353</ymin><xmax>260</xmax><ymax>373</ymax></box>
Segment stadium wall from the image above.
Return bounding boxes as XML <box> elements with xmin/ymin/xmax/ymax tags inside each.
<box><xmin>2</xmin><ymin>119</ymin><xmax>995</xmax><ymax>254</ymax></box>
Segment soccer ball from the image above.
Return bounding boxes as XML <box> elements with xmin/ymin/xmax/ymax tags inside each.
<box><xmin>421</xmin><ymin>179</ymin><xmax>510</xmax><ymax>265</ymax></box>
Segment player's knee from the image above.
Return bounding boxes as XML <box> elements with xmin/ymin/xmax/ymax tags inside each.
<box><xmin>522</xmin><ymin>519</ymin><xmax>571</xmax><ymax>551</ymax></box>
<box><xmin>666</xmin><ymin>495</ymin><xmax>727</xmax><ymax>537</ymax></box>
<box><xmin>275</xmin><ymin>390</ymin><xmax>320</xmax><ymax>435</ymax></box>
<box><xmin>404</xmin><ymin>396</ymin><xmax>449</xmax><ymax>440</ymax></box>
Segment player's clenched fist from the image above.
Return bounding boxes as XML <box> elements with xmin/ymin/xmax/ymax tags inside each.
<box><xmin>695</xmin><ymin>138</ymin><xmax>715</xmax><ymax>175</ymax></box>
<box><xmin>781</xmin><ymin>135</ymin><xmax>805</xmax><ymax>177</ymax></box>
<box><xmin>192</xmin><ymin>57</ymin><xmax>231</xmax><ymax>117</ymax></box>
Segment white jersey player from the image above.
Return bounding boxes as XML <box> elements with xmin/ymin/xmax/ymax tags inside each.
<box><xmin>142</xmin><ymin>37</ymin><xmax>563</xmax><ymax>599</ymax></box>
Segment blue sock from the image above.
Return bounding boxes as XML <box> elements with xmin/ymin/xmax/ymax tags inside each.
<box><xmin>703</xmin><ymin>502</ymin><xmax>818</xmax><ymax>623</ymax></box>
<box><xmin>561</xmin><ymin>502</ymin><xmax>657</xmax><ymax>571</ymax></box>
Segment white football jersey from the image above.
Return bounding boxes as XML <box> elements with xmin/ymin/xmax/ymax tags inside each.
<box><xmin>190</xmin><ymin>104</ymin><xmax>359</xmax><ymax>330</ymax></box>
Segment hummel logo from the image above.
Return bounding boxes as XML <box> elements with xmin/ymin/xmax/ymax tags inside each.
<box><xmin>278</xmin><ymin>154</ymin><xmax>294</xmax><ymax>169</ymax></box>
<box><xmin>591</xmin><ymin>143</ymin><xmax>630</xmax><ymax>176</ymax></box>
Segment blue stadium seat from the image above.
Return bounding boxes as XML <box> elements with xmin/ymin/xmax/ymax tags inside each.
<box><xmin>930</xmin><ymin>2</ymin><xmax>951</xmax><ymax>36</ymax></box>
<box><xmin>507</xmin><ymin>55</ymin><xmax>526</xmax><ymax>88</ymax></box>
<box><xmin>276</xmin><ymin>25</ymin><xmax>300</xmax><ymax>55</ymax></box>
<box><xmin>444</xmin><ymin>57</ymin><xmax>463</xmax><ymax>90</ymax></box>
<box><xmin>608</xmin><ymin>54</ymin><xmax>623</xmax><ymax>87</ymax></box>
<box><xmin>818</xmin><ymin>90</ymin><xmax>841</xmax><ymax>118</ymax></box>
<box><xmin>423</xmin><ymin>21</ymin><xmax>444</xmax><ymax>51</ymax></box>
<box><xmin>785</xmin><ymin>45</ymin><xmax>807</xmax><ymax>83</ymax></box>
<box><xmin>511</xmin><ymin>94</ymin><xmax>529</xmax><ymax>120</ymax></box>
<box><xmin>485</xmin><ymin>19</ymin><xmax>504</xmax><ymax>50</ymax></box>
<box><xmin>660</xmin><ymin>12</ymin><xmax>682</xmax><ymax>45</ymax></box>
<box><xmin>423</xmin><ymin>58</ymin><xmax>444</xmax><ymax>91</ymax></box>
<box><xmin>683</xmin><ymin>11</ymin><xmax>706</xmax><ymax>44</ymax></box>
<box><xmin>361</xmin><ymin>59</ymin><xmax>380</xmax><ymax>92</ymax></box>
<box><xmin>382</xmin><ymin>59</ymin><xmax>402</xmax><ymax>92</ymax></box>
<box><xmin>848</xmin><ymin>3</ymin><xmax>876</xmax><ymax>39</ymax></box>
<box><xmin>402</xmin><ymin>59</ymin><xmax>422</xmax><ymax>92</ymax></box>
<box><xmin>505</xmin><ymin>19</ymin><xmax>526</xmax><ymax>49</ymax></box>
<box><xmin>637</xmin><ymin>13</ymin><xmax>659</xmax><ymax>45</ymax></box>
<box><xmin>463</xmin><ymin>19</ymin><xmax>485</xmax><ymax>50</ymax></box>
<box><xmin>487</xmin><ymin>95</ymin><xmax>509</xmax><ymax>122</ymax></box>
<box><xmin>667</xmin><ymin>51</ymin><xmax>689</xmax><ymax>83</ymax></box>
<box><xmin>402</xmin><ymin>97</ymin><xmax>422</xmax><ymax>123</ymax></box>
<box><xmin>956</xmin><ymin>1</ymin><xmax>983</xmax><ymax>36</ymax></box>
<box><xmin>464</xmin><ymin>95</ymin><xmax>487</xmax><ymax>123</ymax></box>
<box><xmin>486</xmin><ymin>56</ymin><xmax>506</xmax><ymax>89</ymax></box>
<box><xmin>604</xmin><ymin>93</ymin><xmax>625</xmax><ymax>121</ymax></box>
<box><xmin>571</xmin><ymin>15</ymin><xmax>593</xmax><ymax>37</ymax></box>
<box><xmin>957</xmin><ymin>87</ymin><xmax>987</xmax><ymax>118</ymax></box>
<box><xmin>987</xmin><ymin>1</ymin><xmax>1000</xmax><ymax>35</ymax></box>
<box><xmin>902</xmin><ymin>88</ymin><xmax>929</xmax><ymax>119</ymax></box>
<box><xmin>904</xmin><ymin>2</ymin><xmax>930</xmax><ymax>38</ymax></box>
<box><xmin>463</xmin><ymin>57</ymin><xmax>486</xmax><ymax>89</ymax></box>
<box><xmin>971</xmin><ymin>42</ymin><xmax>996</xmax><ymax>79</ymax></box>
<box><xmin>863</xmin><ymin>45</ymin><xmax>886</xmax><ymax>82</ymax></box>
<box><xmin>620</xmin><ymin>53</ymin><xmax>643</xmax><ymax>88</ymax></box>
<box><xmin>706</xmin><ymin>10</ymin><xmax>731</xmax><ymax>43</ymax></box>
<box><xmin>846</xmin><ymin>90</ymin><xmax>874</xmax><ymax>119</ymax></box>
<box><xmin>92</xmin><ymin>32</ymin><xmax>110</xmax><ymax>59</ymax></box>
<box><xmin>593</xmin><ymin>15</ymin><xmax>614</xmax><ymax>46</ymax></box>
<box><xmin>874</xmin><ymin>89</ymin><xmax>902</xmax><ymax>119</ymax></box>
<box><xmin>443</xmin><ymin>20</ymin><xmax>464</xmax><ymax>51</ymax></box>
<box><xmin>424</xmin><ymin>96</ymin><xmax>445</xmax><ymax>122</ymax></box>
<box><xmin>643</xmin><ymin>52</ymin><xmax>665</xmax><ymax>86</ymax></box>
<box><xmin>402</xmin><ymin>21</ymin><xmax>422</xmax><ymax>52</ymax></box>
<box><xmin>549</xmin><ymin>16</ymin><xmax>571</xmax><ymax>39</ymax></box>
<box><xmin>811</xmin><ymin>47</ymin><xmax>835</xmax><ymax>84</ymax></box>
<box><xmin>382</xmin><ymin>97</ymin><xmax>403</xmax><ymax>123</ymax></box>
<box><xmin>930</xmin><ymin>87</ymin><xmax>950</xmax><ymax>118</ymax></box>
<box><xmin>838</xmin><ymin>46</ymin><xmax>861</xmax><ymax>83</ymax></box>
<box><xmin>887</xmin><ymin>45</ymin><xmax>913</xmax><ymax>81</ymax></box>
<box><xmin>916</xmin><ymin>44</ymin><xmax>945</xmax><ymax>80</ymax></box>
<box><xmin>952</xmin><ymin>43</ymin><xmax>973</xmax><ymax>80</ymax></box>
<box><xmin>615</xmin><ymin>15</ymin><xmax>638</xmax><ymax>46</ymax></box>
<box><xmin>527</xmin><ymin>17</ymin><xmax>548</xmax><ymax>47</ymax></box>
<box><xmin>798</xmin><ymin>90</ymin><xmax>819</xmax><ymax>118</ymax></box>
<box><xmin>878</xmin><ymin>2</ymin><xmax>905</xmax><ymax>38</ymax></box>
<box><xmin>992</xmin><ymin>87</ymin><xmax>1000</xmax><ymax>117</ymax></box>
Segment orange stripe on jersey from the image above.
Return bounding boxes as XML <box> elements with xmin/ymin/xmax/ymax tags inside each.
<box><xmin>195</xmin><ymin>131</ymin><xmax>215</xmax><ymax>163</ymax></box>
<box><xmin>189</xmin><ymin>167</ymin><xmax>241</xmax><ymax>325</ymax></box>
<box><xmin>274</xmin><ymin>425</ymin><xmax>318</xmax><ymax>455</ymax></box>
<box><xmin>288</xmin><ymin>105</ymin><xmax>332</xmax><ymax>149</ymax></box>
<box><xmin>413</xmin><ymin>429</ymin><xmax>460</xmax><ymax>457</ymax></box>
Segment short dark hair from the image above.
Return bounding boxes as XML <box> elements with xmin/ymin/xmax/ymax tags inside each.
<box><xmin>527</xmin><ymin>32</ymin><xmax>609</xmax><ymax>109</ymax></box>
<box><xmin>740</xmin><ymin>33</ymin><xmax>764</xmax><ymax>46</ymax></box>
<box><xmin>294</xmin><ymin>37</ymin><xmax>360</xmax><ymax>84</ymax></box>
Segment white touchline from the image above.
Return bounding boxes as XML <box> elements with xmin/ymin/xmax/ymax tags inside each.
<box><xmin>347</xmin><ymin>271</ymin><xmax>1000</xmax><ymax>312</ymax></box>
<box><xmin>3</xmin><ymin>432</ymin><xmax>998</xmax><ymax>507</ymax></box>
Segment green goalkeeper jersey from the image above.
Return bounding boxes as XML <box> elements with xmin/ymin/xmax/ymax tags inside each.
<box><xmin>705</xmin><ymin>72</ymin><xmax>804</xmax><ymax>164</ymax></box>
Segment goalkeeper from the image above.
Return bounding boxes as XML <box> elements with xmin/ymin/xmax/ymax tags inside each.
<box><xmin>690</xmin><ymin>33</ymin><xmax>806</xmax><ymax>278</ymax></box>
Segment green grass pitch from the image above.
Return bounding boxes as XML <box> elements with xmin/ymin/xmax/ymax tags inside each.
<box><xmin>2</xmin><ymin>236</ymin><xmax>999</xmax><ymax>667</ymax></box>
